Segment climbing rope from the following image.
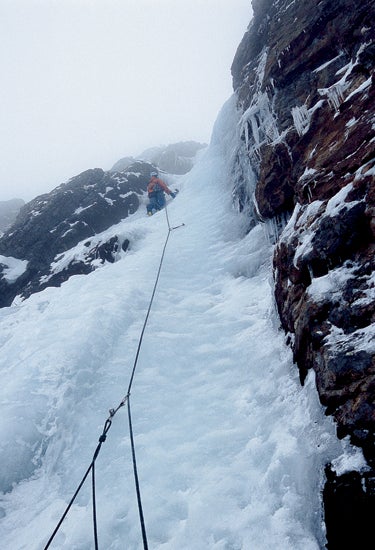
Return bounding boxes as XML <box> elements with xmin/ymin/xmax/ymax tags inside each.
<box><xmin>43</xmin><ymin>199</ymin><xmax>183</xmax><ymax>550</ymax></box>
<box><xmin>43</xmin><ymin>415</ymin><xmax>115</xmax><ymax>549</ymax></box>
<box><xmin>128</xmin><ymin>396</ymin><xmax>148</xmax><ymax>550</ymax></box>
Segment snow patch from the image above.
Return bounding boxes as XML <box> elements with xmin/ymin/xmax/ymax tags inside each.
<box><xmin>307</xmin><ymin>263</ymin><xmax>356</xmax><ymax>302</ymax></box>
<box><xmin>331</xmin><ymin>439</ymin><xmax>369</xmax><ymax>475</ymax></box>
<box><xmin>74</xmin><ymin>205</ymin><xmax>94</xmax><ymax>215</ymax></box>
<box><xmin>344</xmin><ymin>76</ymin><xmax>372</xmax><ymax>103</ymax></box>
<box><xmin>346</xmin><ymin>117</ymin><xmax>357</xmax><ymax>128</ymax></box>
<box><xmin>0</xmin><ymin>255</ymin><xmax>28</xmax><ymax>283</ymax></box>
<box><xmin>313</xmin><ymin>53</ymin><xmax>344</xmax><ymax>73</ymax></box>
<box><xmin>325</xmin><ymin>183</ymin><xmax>355</xmax><ymax>216</ymax></box>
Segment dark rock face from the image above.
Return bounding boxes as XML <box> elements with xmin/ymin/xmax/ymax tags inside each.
<box><xmin>323</xmin><ymin>466</ymin><xmax>375</xmax><ymax>550</ymax></box>
<box><xmin>231</xmin><ymin>0</ymin><xmax>375</xmax><ymax>545</ymax></box>
<box><xmin>0</xmin><ymin>198</ymin><xmax>25</xmax><ymax>233</ymax></box>
<box><xmin>0</xmin><ymin>161</ymin><xmax>152</xmax><ymax>307</ymax></box>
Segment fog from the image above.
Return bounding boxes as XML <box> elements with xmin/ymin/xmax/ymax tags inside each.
<box><xmin>0</xmin><ymin>0</ymin><xmax>252</xmax><ymax>202</ymax></box>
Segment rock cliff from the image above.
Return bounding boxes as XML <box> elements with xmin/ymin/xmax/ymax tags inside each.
<box><xmin>231</xmin><ymin>0</ymin><xmax>374</xmax><ymax>547</ymax></box>
<box><xmin>0</xmin><ymin>161</ymin><xmax>154</xmax><ymax>308</ymax></box>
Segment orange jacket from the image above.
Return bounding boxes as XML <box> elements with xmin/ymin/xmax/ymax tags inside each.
<box><xmin>147</xmin><ymin>176</ymin><xmax>172</xmax><ymax>196</ymax></box>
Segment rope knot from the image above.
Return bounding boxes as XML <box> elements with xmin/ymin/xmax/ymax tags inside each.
<box><xmin>98</xmin><ymin>434</ymin><xmax>107</xmax><ymax>443</ymax></box>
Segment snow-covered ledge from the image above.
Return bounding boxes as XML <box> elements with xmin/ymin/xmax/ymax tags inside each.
<box><xmin>0</xmin><ymin>255</ymin><xmax>28</xmax><ymax>283</ymax></box>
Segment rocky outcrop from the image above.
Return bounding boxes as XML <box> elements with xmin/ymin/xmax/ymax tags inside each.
<box><xmin>231</xmin><ymin>0</ymin><xmax>374</xmax><ymax>546</ymax></box>
<box><xmin>0</xmin><ymin>198</ymin><xmax>25</xmax><ymax>234</ymax></box>
<box><xmin>0</xmin><ymin>161</ymin><xmax>153</xmax><ymax>307</ymax></box>
<box><xmin>112</xmin><ymin>141</ymin><xmax>207</xmax><ymax>175</ymax></box>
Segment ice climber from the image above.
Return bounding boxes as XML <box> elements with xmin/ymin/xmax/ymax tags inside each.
<box><xmin>146</xmin><ymin>171</ymin><xmax>176</xmax><ymax>215</ymax></box>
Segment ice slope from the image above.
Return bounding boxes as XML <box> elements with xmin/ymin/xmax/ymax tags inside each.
<box><xmin>0</xmin><ymin>96</ymin><xmax>352</xmax><ymax>549</ymax></box>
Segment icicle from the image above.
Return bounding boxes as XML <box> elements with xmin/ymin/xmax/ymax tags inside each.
<box><xmin>291</xmin><ymin>105</ymin><xmax>311</xmax><ymax>136</ymax></box>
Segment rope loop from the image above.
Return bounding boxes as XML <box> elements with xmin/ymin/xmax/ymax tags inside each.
<box><xmin>103</xmin><ymin>418</ymin><xmax>112</xmax><ymax>435</ymax></box>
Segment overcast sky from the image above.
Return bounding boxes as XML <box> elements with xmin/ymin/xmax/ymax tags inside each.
<box><xmin>1</xmin><ymin>0</ymin><xmax>252</xmax><ymax>202</ymax></box>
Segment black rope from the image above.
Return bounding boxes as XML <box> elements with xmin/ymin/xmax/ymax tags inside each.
<box><xmin>92</xmin><ymin>461</ymin><xmax>99</xmax><ymax>549</ymax></box>
<box><xmin>43</xmin><ymin>421</ymin><xmax>108</xmax><ymax>549</ymax></box>
<box><xmin>165</xmin><ymin>200</ymin><xmax>172</xmax><ymax>230</ymax></box>
<box><xmin>124</xmin><ymin>225</ymin><xmax>172</xmax><ymax>550</ymax></box>
<box><xmin>43</xmin><ymin>200</ymin><xmax>184</xmax><ymax>550</ymax></box>
<box><xmin>127</xmin><ymin>227</ymin><xmax>171</xmax><ymax>396</ymax></box>
<box><xmin>43</xmin><ymin>460</ymin><xmax>93</xmax><ymax>549</ymax></box>
<box><xmin>43</xmin><ymin>414</ymin><xmax>118</xmax><ymax>550</ymax></box>
<box><xmin>124</xmin><ymin>199</ymin><xmax>185</xmax><ymax>549</ymax></box>
<box><xmin>128</xmin><ymin>396</ymin><xmax>149</xmax><ymax>550</ymax></box>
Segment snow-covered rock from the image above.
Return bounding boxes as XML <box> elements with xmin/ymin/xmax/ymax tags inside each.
<box><xmin>231</xmin><ymin>0</ymin><xmax>375</xmax><ymax>546</ymax></box>
<box><xmin>0</xmin><ymin>161</ymin><xmax>155</xmax><ymax>307</ymax></box>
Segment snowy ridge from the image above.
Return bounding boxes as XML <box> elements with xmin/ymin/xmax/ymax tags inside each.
<box><xmin>0</xmin><ymin>96</ymin><xmax>351</xmax><ymax>549</ymax></box>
